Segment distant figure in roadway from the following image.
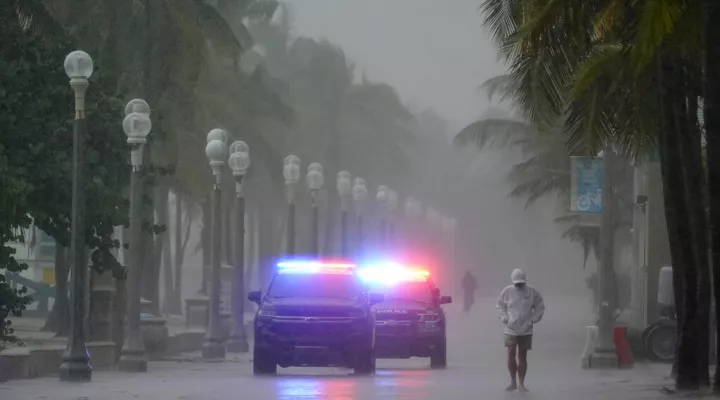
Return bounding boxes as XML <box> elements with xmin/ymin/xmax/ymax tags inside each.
<box><xmin>497</xmin><ymin>269</ymin><xmax>545</xmax><ymax>392</ymax></box>
<box><xmin>461</xmin><ymin>270</ymin><xmax>478</xmax><ymax>313</ymax></box>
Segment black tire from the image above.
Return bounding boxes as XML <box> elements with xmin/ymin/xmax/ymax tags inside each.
<box><xmin>253</xmin><ymin>346</ymin><xmax>277</xmax><ymax>375</ymax></box>
<box><xmin>645</xmin><ymin>326</ymin><xmax>675</xmax><ymax>363</ymax></box>
<box><xmin>353</xmin><ymin>349</ymin><xmax>376</xmax><ymax>375</ymax></box>
<box><xmin>430</xmin><ymin>340</ymin><xmax>447</xmax><ymax>369</ymax></box>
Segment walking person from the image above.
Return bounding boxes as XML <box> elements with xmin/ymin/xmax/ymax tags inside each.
<box><xmin>461</xmin><ymin>270</ymin><xmax>478</xmax><ymax>313</ymax></box>
<box><xmin>497</xmin><ymin>269</ymin><xmax>545</xmax><ymax>392</ymax></box>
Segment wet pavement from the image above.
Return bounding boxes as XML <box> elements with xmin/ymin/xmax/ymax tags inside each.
<box><xmin>0</xmin><ymin>296</ymin><xmax>671</xmax><ymax>399</ymax></box>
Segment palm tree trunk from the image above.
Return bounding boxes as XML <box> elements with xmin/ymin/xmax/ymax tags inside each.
<box><xmin>705</xmin><ymin>0</ymin><xmax>720</xmax><ymax>391</ymax></box>
<box><xmin>681</xmin><ymin>81</ymin><xmax>710</xmax><ymax>387</ymax></box>
<box><xmin>658</xmin><ymin>54</ymin><xmax>699</xmax><ymax>391</ymax></box>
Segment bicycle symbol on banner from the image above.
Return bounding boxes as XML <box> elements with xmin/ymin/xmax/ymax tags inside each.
<box><xmin>577</xmin><ymin>189</ymin><xmax>602</xmax><ymax>212</ymax></box>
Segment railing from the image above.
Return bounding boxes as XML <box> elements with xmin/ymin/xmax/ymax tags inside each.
<box><xmin>7</xmin><ymin>272</ymin><xmax>56</xmax><ymax>318</ymax></box>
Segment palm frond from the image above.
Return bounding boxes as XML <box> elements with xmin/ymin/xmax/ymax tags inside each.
<box><xmin>480</xmin><ymin>0</ymin><xmax>521</xmax><ymax>50</ymax></box>
<box><xmin>9</xmin><ymin>0</ymin><xmax>64</xmax><ymax>36</ymax></box>
<box><xmin>554</xmin><ymin>213</ymin><xmax>601</xmax><ymax>269</ymax></box>
<box><xmin>631</xmin><ymin>0</ymin><xmax>684</xmax><ymax>70</ymax></box>
<box><xmin>454</xmin><ymin>118</ymin><xmax>534</xmax><ymax>150</ymax></box>
<box><xmin>244</xmin><ymin>0</ymin><xmax>279</xmax><ymax>22</ymax></box>
<box><xmin>477</xmin><ymin>74</ymin><xmax>518</xmax><ymax>103</ymax></box>
<box><xmin>193</xmin><ymin>0</ymin><xmax>245</xmax><ymax>58</ymax></box>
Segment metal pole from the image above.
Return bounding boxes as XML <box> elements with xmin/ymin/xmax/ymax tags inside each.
<box><xmin>59</xmin><ymin>78</ymin><xmax>92</xmax><ymax>382</ymax></box>
<box><xmin>380</xmin><ymin>217</ymin><xmax>387</xmax><ymax>250</ymax></box>
<box><xmin>202</xmin><ymin>178</ymin><xmax>226</xmax><ymax>359</ymax></box>
<box><xmin>388</xmin><ymin>217</ymin><xmax>395</xmax><ymax>249</ymax></box>
<box><xmin>340</xmin><ymin>204</ymin><xmax>349</xmax><ymax>258</ymax></box>
<box><xmin>119</xmin><ymin>155</ymin><xmax>147</xmax><ymax>372</ymax></box>
<box><xmin>311</xmin><ymin>192</ymin><xmax>320</xmax><ymax>256</ymax></box>
<box><xmin>591</xmin><ymin>147</ymin><xmax>619</xmax><ymax>367</ymax></box>
<box><xmin>199</xmin><ymin>196</ymin><xmax>210</xmax><ymax>295</ymax></box>
<box><xmin>356</xmin><ymin>212</ymin><xmax>364</xmax><ymax>259</ymax></box>
<box><xmin>287</xmin><ymin>188</ymin><xmax>296</xmax><ymax>256</ymax></box>
<box><xmin>227</xmin><ymin>179</ymin><xmax>249</xmax><ymax>353</ymax></box>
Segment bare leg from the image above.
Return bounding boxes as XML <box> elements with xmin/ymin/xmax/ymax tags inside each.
<box><xmin>518</xmin><ymin>345</ymin><xmax>528</xmax><ymax>391</ymax></box>
<box><xmin>506</xmin><ymin>344</ymin><xmax>518</xmax><ymax>391</ymax></box>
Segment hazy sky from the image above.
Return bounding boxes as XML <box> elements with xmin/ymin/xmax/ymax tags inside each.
<box><xmin>287</xmin><ymin>0</ymin><xmax>507</xmax><ymax>133</ymax></box>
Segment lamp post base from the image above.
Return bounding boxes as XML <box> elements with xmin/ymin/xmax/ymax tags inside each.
<box><xmin>118</xmin><ymin>351</ymin><xmax>148</xmax><ymax>372</ymax></box>
<box><xmin>59</xmin><ymin>358</ymin><xmax>92</xmax><ymax>382</ymax></box>
<box><xmin>202</xmin><ymin>338</ymin><xmax>226</xmax><ymax>360</ymax></box>
<box><xmin>226</xmin><ymin>333</ymin><xmax>249</xmax><ymax>353</ymax></box>
<box><xmin>118</xmin><ymin>354</ymin><xmax>147</xmax><ymax>372</ymax></box>
<box><xmin>588</xmin><ymin>348</ymin><xmax>619</xmax><ymax>368</ymax></box>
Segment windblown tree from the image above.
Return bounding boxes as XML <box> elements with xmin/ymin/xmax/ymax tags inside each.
<box><xmin>475</xmin><ymin>0</ymin><xmax>712</xmax><ymax>391</ymax></box>
<box><xmin>249</xmin><ymin>12</ymin><xmax>422</xmax><ymax>256</ymax></box>
<box><xmin>35</xmin><ymin>0</ymin><xmax>289</xmax><ymax>313</ymax></box>
<box><xmin>1</xmin><ymin>2</ymin><xmax>129</xmax><ymax>339</ymax></box>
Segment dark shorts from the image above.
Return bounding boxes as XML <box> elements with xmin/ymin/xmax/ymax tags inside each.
<box><xmin>504</xmin><ymin>334</ymin><xmax>532</xmax><ymax>350</ymax></box>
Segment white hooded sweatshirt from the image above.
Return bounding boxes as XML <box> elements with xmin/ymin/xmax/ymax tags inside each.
<box><xmin>496</xmin><ymin>270</ymin><xmax>545</xmax><ymax>336</ymax></box>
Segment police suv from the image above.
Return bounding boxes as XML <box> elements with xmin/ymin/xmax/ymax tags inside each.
<box><xmin>248</xmin><ymin>260</ymin><xmax>383</xmax><ymax>375</ymax></box>
<box><xmin>358</xmin><ymin>264</ymin><xmax>452</xmax><ymax>368</ymax></box>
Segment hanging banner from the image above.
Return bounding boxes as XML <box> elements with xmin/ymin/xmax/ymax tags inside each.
<box><xmin>570</xmin><ymin>156</ymin><xmax>603</xmax><ymax>214</ymax></box>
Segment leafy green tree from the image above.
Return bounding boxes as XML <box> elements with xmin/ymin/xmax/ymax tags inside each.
<box><xmin>1</xmin><ymin>6</ymin><xmax>129</xmax><ymax>338</ymax></box>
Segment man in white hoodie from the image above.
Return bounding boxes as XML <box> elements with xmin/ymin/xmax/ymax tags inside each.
<box><xmin>497</xmin><ymin>269</ymin><xmax>545</xmax><ymax>392</ymax></box>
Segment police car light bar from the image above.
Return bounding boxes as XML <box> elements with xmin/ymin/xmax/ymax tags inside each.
<box><xmin>277</xmin><ymin>260</ymin><xmax>356</xmax><ymax>275</ymax></box>
<box><xmin>357</xmin><ymin>263</ymin><xmax>429</xmax><ymax>284</ymax></box>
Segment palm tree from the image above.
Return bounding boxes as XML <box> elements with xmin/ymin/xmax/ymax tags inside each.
<box><xmin>478</xmin><ymin>0</ymin><xmax>708</xmax><ymax>389</ymax></box>
<box><xmin>704</xmin><ymin>0</ymin><xmax>720</xmax><ymax>390</ymax></box>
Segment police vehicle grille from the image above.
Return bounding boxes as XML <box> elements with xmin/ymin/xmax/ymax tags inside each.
<box><xmin>275</xmin><ymin>308</ymin><xmax>353</xmax><ymax>318</ymax></box>
<box><xmin>374</xmin><ymin>312</ymin><xmax>418</xmax><ymax>321</ymax></box>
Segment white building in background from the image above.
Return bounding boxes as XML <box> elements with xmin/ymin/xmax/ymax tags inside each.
<box><xmin>6</xmin><ymin>224</ymin><xmax>126</xmax><ymax>285</ymax></box>
<box><xmin>7</xmin><ymin>226</ymin><xmax>56</xmax><ymax>285</ymax></box>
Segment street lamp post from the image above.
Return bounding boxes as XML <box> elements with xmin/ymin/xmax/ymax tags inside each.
<box><xmin>442</xmin><ymin>216</ymin><xmax>458</xmax><ymax>296</ymax></box>
<box><xmin>404</xmin><ymin>197</ymin><xmax>419</xmax><ymax>249</ymax></box>
<box><xmin>118</xmin><ymin>100</ymin><xmax>152</xmax><ymax>373</ymax></box>
<box><xmin>591</xmin><ymin>148</ymin><xmax>620</xmax><ymax>367</ymax></box>
<box><xmin>337</xmin><ymin>171</ymin><xmax>352</xmax><ymax>258</ymax></box>
<box><xmin>307</xmin><ymin>163</ymin><xmax>324</xmax><ymax>256</ymax></box>
<box><xmin>59</xmin><ymin>50</ymin><xmax>94</xmax><ymax>382</ymax></box>
<box><xmin>426</xmin><ymin>207</ymin><xmax>440</xmax><ymax>276</ymax></box>
<box><xmin>284</xmin><ymin>156</ymin><xmax>300</xmax><ymax>256</ymax></box>
<box><xmin>387</xmin><ymin>190</ymin><xmax>398</xmax><ymax>248</ymax></box>
<box><xmin>352</xmin><ymin>178</ymin><xmax>368</xmax><ymax>259</ymax></box>
<box><xmin>202</xmin><ymin>131</ymin><xmax>228</xmax><ymax>360</ymax></box>
<box><xmin>227</xmin><ymin>141</ymin><xmax>250</xmax><ymax>353</ymax></box>
<box><xmin>376</xmin><ymin>185</ymin><xmax>389</xmax><ymax>248</ymax></box>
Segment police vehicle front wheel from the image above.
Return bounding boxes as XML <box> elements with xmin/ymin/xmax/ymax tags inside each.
<box><xmin>353</xmin><ymin>349</ymin><xmax>376</xmax><ymax>375</ymax></box>
<box><xmin>253</xmin><ymin>347</ymin><xmax>277</xmax><ymax>375</ymax></box>
<box><xmin>430</xmin><ymin>341</ymin><xmax>447</xmax><ymax>369</ymax></box>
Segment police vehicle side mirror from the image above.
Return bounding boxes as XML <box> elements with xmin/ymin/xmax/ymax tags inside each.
<box><xmin>368</xmin><ymin>293</ymin><xmax>384</xmax><ymax>305</ymax></box>
<box><xmin>439</xmin><ymin>295</ymin><xmax>452</xmax><ymax>305</ymax></box>
<box><xmin>248</xmin><ymin>290</ymin><xmax>262</xmax><ymax>305</ymax></box>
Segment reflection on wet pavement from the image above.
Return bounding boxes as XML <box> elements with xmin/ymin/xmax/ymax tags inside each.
<box><xmin>273</xmin><ymin>366</ymin><xmax>431</xmax><ymax>399</ymax></box>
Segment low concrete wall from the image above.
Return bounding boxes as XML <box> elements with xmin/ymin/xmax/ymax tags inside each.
<box><xmin>0</xmin><ymin>341</ymin><xmax>115</xmax><ymax>382</ymax></box>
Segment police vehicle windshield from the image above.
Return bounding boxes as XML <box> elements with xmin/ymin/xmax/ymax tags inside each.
<box><xmin>369</xmin><ymin>281</ymin><xmax>432</xmax><ymax>304</ymax></box>
<box><xmin>268</xmin><ymin>273</ymin><xmax>364</xmax><ymax>299</ymax></box>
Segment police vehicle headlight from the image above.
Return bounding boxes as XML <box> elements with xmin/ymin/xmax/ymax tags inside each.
<box><xmin>419</xmin><ymin>312</ymin><xmax>440</xmax><ymax>322</ymax></box>
<box><xmin>258</xmin><ymin>306</ymin><xmax>276</xmax><ymax>317</ymax></box>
